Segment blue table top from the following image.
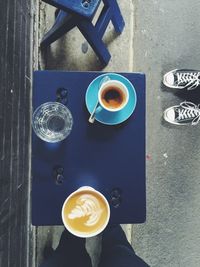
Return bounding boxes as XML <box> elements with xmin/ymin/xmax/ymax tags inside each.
<box><xmin>32</xmin><ymin>71</ymin><xmax>146</xmax><ymax>226</ymax></box>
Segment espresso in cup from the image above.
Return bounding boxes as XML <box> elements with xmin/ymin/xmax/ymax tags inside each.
<box><xmin>101</xmin><ymin>86</ymin><xmax>126</xmax><ymax>109</ymax></box>
<box><xmin>98</xmin><ymin>80</ymin><xmax>129</xmax><ymax>112</ymax></box>
<box><xmin>62</xmin><ymin>187</ymin><xmax>110</xmax><ymax>238</ymax></box>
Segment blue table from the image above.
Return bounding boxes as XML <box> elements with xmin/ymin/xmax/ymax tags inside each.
<box><xmin>32</xmin><ymin>71</ymin><xmax>146</xmax><ymax>225</ymax></box>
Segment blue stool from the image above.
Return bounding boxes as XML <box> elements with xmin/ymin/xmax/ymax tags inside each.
<box><xmin>41</xmin><ymin>0</ymin><xmax>125</xmax><ymax>65</ymax></box>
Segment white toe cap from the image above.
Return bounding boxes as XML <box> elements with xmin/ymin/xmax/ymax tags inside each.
<box><xmin>164</xmin><ymin>108</ymin><xmax>175</xmax><ymax>123</ymax></box>
<box><xmin>164</xmin><ymin>73</ymin><xmax>174</xmax><ymax>86</ymax></box>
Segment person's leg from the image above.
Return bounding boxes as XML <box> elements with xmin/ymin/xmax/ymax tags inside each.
<box><xmin>99</xmin><ymin>225</ymin><xmax>150</xmax><ymax>267</ymax></box>
<box><xmin>39</xmin><ymin>230</ymin><xmax>92</xmax><ymax>267</ymax></box>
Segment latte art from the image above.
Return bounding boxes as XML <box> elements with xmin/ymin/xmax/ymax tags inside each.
<box><xmin>68</xmin><ymin>194</ymin><xmax>103</xmax><ymax>226</ymax></box>
<box><xmin>63</xmin><ymin>189</ymin><xmax>109</xmax><ymax>236</ymax></box>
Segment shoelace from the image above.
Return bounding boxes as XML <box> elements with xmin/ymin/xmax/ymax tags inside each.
<box><xmin>177</xmin><ymin>102</ymin><xmax>200</xmax><ymax>125</ymax></box>
<box><xmin>176</xmin><ymin>72</ymin><xmax>200</xmax><ymax>90</ymax></box>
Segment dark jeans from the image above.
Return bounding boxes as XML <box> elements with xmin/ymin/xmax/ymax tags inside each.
<box><xmin>39</xmin><ymin>225</ymin><xmax>150</xmax><ymax>267</ymax></box>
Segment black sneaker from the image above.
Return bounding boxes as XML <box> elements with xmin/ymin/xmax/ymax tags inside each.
<box><xmin>163</xmin><ymin>69</ymin><xmax>200</xmax><ymax>90</ymax></box>
<box><xmin>163</xmin><ymin>101</ymin><xmax>200</xmax><ymax>125</ymax></box>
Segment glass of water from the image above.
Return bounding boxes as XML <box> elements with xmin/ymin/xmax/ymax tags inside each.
<box><xmin>32</xmin><ymin>102</ymin><xmax>73</xmax><ymax>143</ymax></box>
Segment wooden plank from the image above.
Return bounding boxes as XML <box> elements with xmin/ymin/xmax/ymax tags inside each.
<box><xmin>0</xmin><ymin>0</ymin><xmax>34</xmax><ymax>266</ymax></box>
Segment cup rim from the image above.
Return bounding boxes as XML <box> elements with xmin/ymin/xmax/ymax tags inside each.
<box><xmin>61</xmin><ymin>187</ymin><xmax>110</xmax><ymax>238</ymax></box>
<box><xmin>98</xmin><ymin>80</ymin><xmax>129</xmax><ymax>112</ymax></box>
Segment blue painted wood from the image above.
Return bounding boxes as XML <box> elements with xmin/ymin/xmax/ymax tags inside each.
<box><xmin>77</xmin><ymin>19</ymin><xmax>111</xmax><ymax>65</ymax></box>
<box><xmin>104</xmin><ymin>0</ymin><xmax>125</xmax><ymax>33</ymax></box>
<box><xmin>41</xmin><ymin>0</ymin><xmax>125</xmax><ymax>65</ymax></box>
<box><xmin>41</xmin><ymin>10</ymin><xmax>76</xmax><ymax>47</ymax></box>
<box><xmin>42</xmin><ymin>0</ymin><xmax>101</xmax><ymax>19</ymax></box>
<box><xmin>95</xmin><ymin>5</ymin><xmax>112</xmax><ymax>39</ymax></box>
<box><xmin>32</xmin><ymin>71</ymin><xmax>146</xmax><ymax>226</ymax></box>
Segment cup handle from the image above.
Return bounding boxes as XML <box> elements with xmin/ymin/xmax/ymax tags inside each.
<box><xmin>77</xmin><ymin>186</ymin><xmax>94</xmax><ymax>191</ymax></box>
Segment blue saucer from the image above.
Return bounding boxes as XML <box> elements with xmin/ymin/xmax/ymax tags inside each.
<box><xmin>85</xmin><ymin>73</ymin><xmax>137</xmax><ymax>125</ymax></box>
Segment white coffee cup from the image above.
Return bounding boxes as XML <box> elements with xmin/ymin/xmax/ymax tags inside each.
<box><xmin>97</xmin><ymin>80</ymin><xmax>129</xmax><ymax>112</ymax></box>
<box><xmin>62</xmin><ymin>186</ymin><xmax>110</xmax><ymax>238</ymax></box>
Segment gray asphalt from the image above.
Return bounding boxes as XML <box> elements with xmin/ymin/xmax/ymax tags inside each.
<box><xmin>132</xmin><ymin>0</ymin><xmax>200</xmax><ymax>266</ymax></box>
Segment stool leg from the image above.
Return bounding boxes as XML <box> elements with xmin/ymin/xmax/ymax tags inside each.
<box><xmin>103</xmin><ymin>0</ymin><xmax>125</xmax><ymax>34</ymax></box>
<box><xmin>41</xmin><ymin>10</ymin><xmax>76</xmax><ymax>48</ymax></box>
<box><xmin>77</xmin><ymin>20</ymin><xmax>111</xmax><ymax>66</ymax></box>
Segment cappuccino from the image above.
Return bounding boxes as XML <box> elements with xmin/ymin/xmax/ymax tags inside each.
<box><xmin>62</xmin><ymin>188</ymin><xmax>110</xmax><ymax>237</ymax></box>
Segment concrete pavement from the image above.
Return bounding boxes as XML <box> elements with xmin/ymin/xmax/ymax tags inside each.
<box><xmin>132</xmin><ymin>1</ymin><xmax>200</xmax><ymax>266</ymax></box>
